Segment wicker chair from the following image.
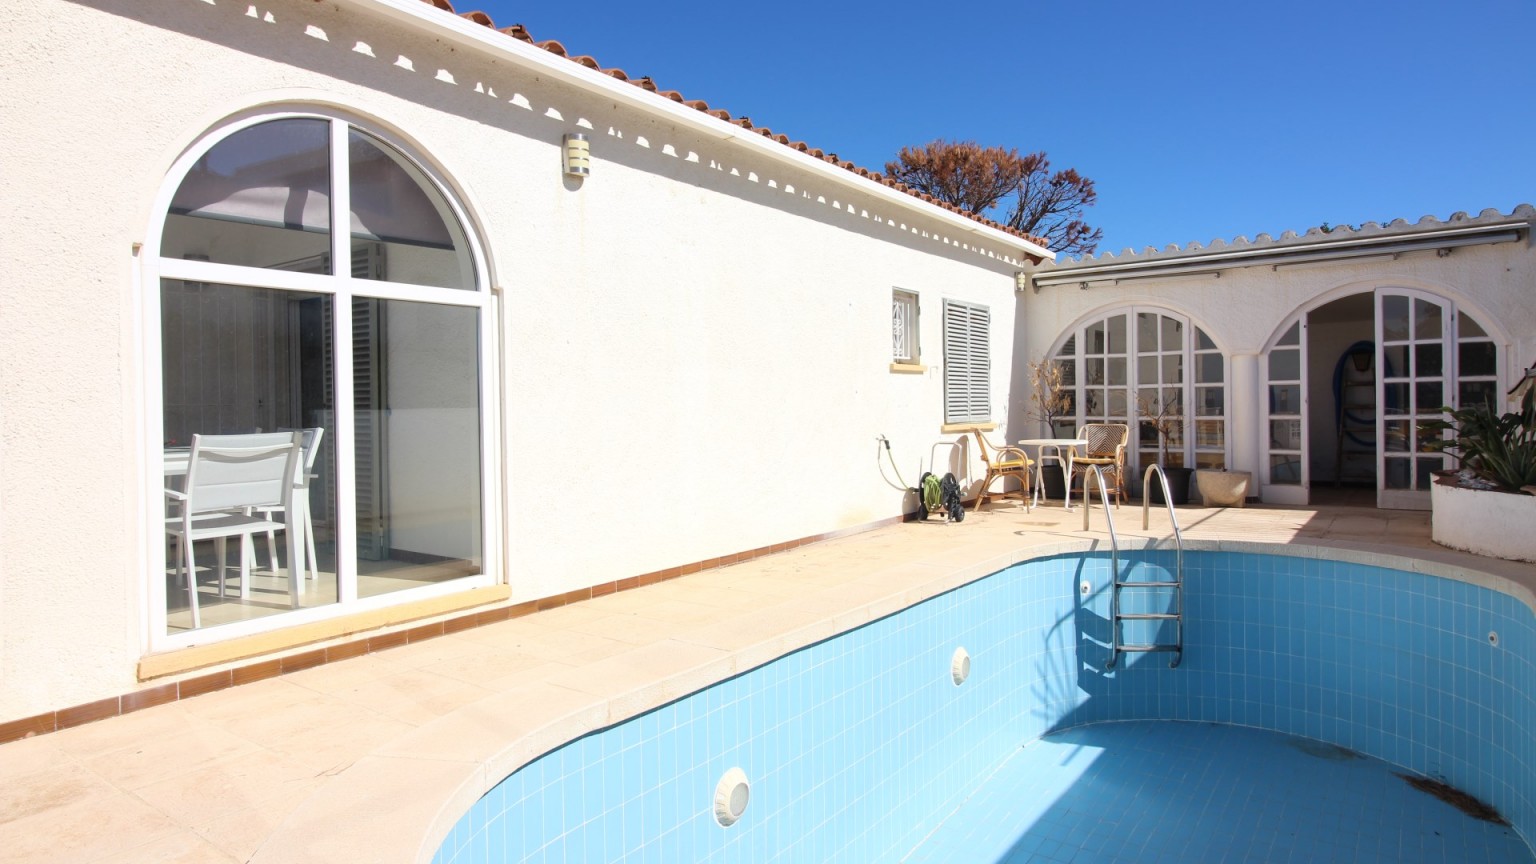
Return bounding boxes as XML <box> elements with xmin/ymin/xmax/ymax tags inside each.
<box><xmin>1070</xmin><ymin>423</ymin><xmax>1129</xmax><ymax>507</ymax></box>
<box><xmin>969</xmin><ymin>428</ymin><xmax>1033</xmax><ymax>512</ymax></box>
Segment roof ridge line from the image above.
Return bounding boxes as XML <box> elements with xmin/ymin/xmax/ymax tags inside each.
<box><xmin>432</xmin><ymin>2</ymin><xmax>1050</xmax><ymax>251</ymax></box>
<box><xmin>1037</xmin><ymin>204</ymin><xmax>1535</xmax><ymax>270</ymax></box>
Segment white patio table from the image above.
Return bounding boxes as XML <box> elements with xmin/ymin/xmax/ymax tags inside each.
<box><xmin>1016</xmin><ymin>438</ymin><xmax>1089</xmax><ymax>510</ymax></box>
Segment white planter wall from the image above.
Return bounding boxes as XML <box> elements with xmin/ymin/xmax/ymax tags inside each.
<box><xmin>1431</xmin><ymin>481</ymin><xmax>1536</xmax><ymax>563</ymax></box>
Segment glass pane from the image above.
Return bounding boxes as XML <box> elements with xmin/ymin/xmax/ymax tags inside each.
<box><xmin>1417</xmin><ymin>457</ymin><xmax>1443</xmax><ymax>491</ymax></box>
<box><xmin>1137</xmin><ymin>355</ymin><xmax>1158</xmax><ymax>386</ymax></box>
<box><xmin>1414</xmin><ymin>343</ymin><xmax>1442</xmax><ymax>378</ymax></box>
<box><xmin>162</xmin><ymin>118</ymin><xmax>332</xmax><ymax>269</ymax></box>
<box><xmin>1269</xmin><ymin>419</ymin><xmax>1301</xmax><ymax>451</ymax></box>
<box><xmin>1417</xmin><ymin>426</ymin><xmax>1444</xmax><ymax>453</ymax></box>
<box><xmin>1459</xmin><ymin>341</ymin><xmax>1496</xmax><ymax>377</ymax></box>
<box><xmin>349</xmin><ymin>129</ymin><xmax>475</xmax><ymax>290</ymax></box>
<box><xmin>1383</xmin><ymin>383</ymin><xmax>1410</xmax><ymax>416</ymax></box>
<box><xmin>1277</xmin><ymin>322</ymin><xmax>1299</xmax><ymax>347</ymax></box>
<box><xmin>1086</xmin><ymin>358</ymin><xmax>1106</xmax><ymax>385</ymax></box>
<box><xmin>1196</xmin><ymin>353</ymin><xmax>1223</xmax><ymax>383</ymax></box>
<box><xmin>1196</xmin><ymin>419</ymin><xmax>1223</xmax><ymax>448</ymax></box>
<box><xmin>161</xmin><ymin>281</ymin><xmax>338</xmax><ymax>632</ymax></box>
<box><xmin>1107</xmin><ymin>357</ymin><xmax>1126</xmax><ymax>386</ymax></box>
<box><xmin>1057</xmin><ymin>335</ymin><xmax>1077</xmax><ymax>358</ymax></box>
<box><xmin>1416</xmin><ymin>381</ymin><xmax>1444</xmax><ymax>414</ymax></box>
<box><xmin>353</xmin><ymin>298</ymin><xmax>483</xmax><ymax>593</ymax></box>
<box><xmin>1195</xmin><ymin>386</ymin><xmax>1224</xmax><ymax>416</ymax></box>
<box><xmin>1270</xmin><ymin>349</ymin><xmax>1300</xmax><ymax>382</ymax></box>
<box><xmin>1162</xmin><ymin>354</ymin><xmax>1184</xmax><ymax>385</ymax></box>
<box><xmin>1459</xmin><ymin>314</ymin><xmax>1486</xmax><ymax>339</ymax></box>
<box><xmin>1269</xmin><ymin>384</ymin><xmax>1300</xmax><ymax>415</ymax></box>
<box><xmin>1058</xmin><ymin>359</ymin><xmax>1077</xmax><ymax>387</ymax></box>
<box><xmin>1382</xmin><ymin>295</ymin><xmax>1410</xmax><ymax>341</ymax></box>
<box><xmin>1195</xmin><ymin>452</ymin><xmax>1225</xmax><ymax>469</ymax></box>
<box><xmin>1137</xmin><ymin>312</ymin><xmax>1158</xmax><ymax>352</ymax></box>
<box><xmin>1139</xmin><ymin>421</ymin><xmax>1161</xmax><ymax>448</ymax></box>
<box><xmin>1196</xmin><ymin>328</ymin><xmax>1216</xmax><ymax>351</ymax></box>
<box><xmin>1384</xmin><ymin>420</ymin><xmax>1412</xmax><ymax>452</ymax></box>
<box><xmin>1107</xmin><ymin>315</ymin><xmax>1127</xmax><ymax>355</ymax></box>
<box><xmin>1459</xmin><ymin>380</ymin><xmax>1496</xmax><ymax>410</ymax></box>
<box><xmin>1085</xmin><ymin>388</ymin><xmax>1104</xmax><ymax>416</ymax></box>
<box><xmin>1086</xmin><ymin>321</ymin><xmax>1106</xmax><ymax>355</ymax></box>
<box><xmin>1270</xmin><ymin>454</ymin><xmax>1301</xmax><ymax>484</ymax></box>
<box><xmin>1161</xmin><ymin>316</ymin><xmax>1183</xmax><ymax>351</ymax></box>
<box><xmin>1384</xmin><ymin>457</ymin><xmax>1411</xmax><ymax>489</ymax></box>
<box><xmin>1108</xmin><ymin>388</ymin><xmax>1128</xmax><ymax>415</ymax></box>
<box><xmin>1382</xmin><ymin>345</ymin><xmax>1409</xmax><ymax>378</ymax></box>
<box><xmin>1414</xmin><ymin>298</ymin><xmax>1443</xmax><ymax>341</ymax></box>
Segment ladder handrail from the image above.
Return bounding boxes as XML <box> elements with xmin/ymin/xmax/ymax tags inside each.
<box><xmin>1079</xmin><ymin>464</ymin><xmax>1120</xmax><ymax>545</ymax></box>
<box><xmin>1080</xmin><ymin>465</ymin><xmax>1123</xmax><ymax>666</ymax></box>
<box><xmin>1140</xmin><ymin>464</ymin><xmax>1185</xmax><ymax>578</ymax></box>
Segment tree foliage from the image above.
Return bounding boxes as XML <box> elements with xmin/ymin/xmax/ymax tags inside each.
<box><xmin>885</xmin><ymin>139</ymin><xmax>1103</xmax><ymax>256</ymax></box>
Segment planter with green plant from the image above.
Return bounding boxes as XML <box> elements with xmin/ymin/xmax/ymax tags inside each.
<box><xmin>1420</xmin><ymin>379</ymin><xmax>1536</xmax><ymax>561</ymax></box>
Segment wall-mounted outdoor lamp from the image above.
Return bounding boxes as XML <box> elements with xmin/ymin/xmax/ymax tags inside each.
<box><xmin>1014</xmin><ymin>271</ymin><xmax>1029</xmax><ymax>292</ymax></box>
<box><xmin>563</xmin><ymin>133</ymin><xmax>590</xmax><ymax>177</ymax></box>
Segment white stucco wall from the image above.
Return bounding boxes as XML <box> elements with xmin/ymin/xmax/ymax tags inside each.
<box><xmin>0</xmin><ymin>0</ymin><xmax>1040</xmax><ymax>721</ymax></box>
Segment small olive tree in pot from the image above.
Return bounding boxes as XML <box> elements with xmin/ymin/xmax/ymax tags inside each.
<box><xmin>1138</xmin><ymin>389</ymin><xmax>1191</xmax><ymax>505</ymax></box>
<box><xmin>1028</xmin><ymin>359</ymin><xmax>1074</xmax><ymax>498</ymax></box>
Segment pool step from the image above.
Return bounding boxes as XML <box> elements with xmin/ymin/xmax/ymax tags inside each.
<box><xmin>1118</xmin><ymin>644</ymin><xmax>1182</xmax><ymax>653</ymax></box>
<box><xmin>1118</xmin><ymin>612</ymin><xmax>1179</xmax><ymax>620</ymax></box>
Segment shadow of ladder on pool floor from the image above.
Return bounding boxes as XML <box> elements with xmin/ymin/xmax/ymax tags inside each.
<box><xmin>1099</xmin><ymin>465</ymin><xmax>1185</xmax><ymax>670</ymax></box>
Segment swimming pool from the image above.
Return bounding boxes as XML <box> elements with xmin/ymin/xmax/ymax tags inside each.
<box><xmin>432</xmin><ymin>548</ymin><xmax>1536</xmax><ymax>862</ymax></box>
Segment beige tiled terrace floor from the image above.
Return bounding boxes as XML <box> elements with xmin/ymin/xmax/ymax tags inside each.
<box><xmin>4</xmin><ymin>500</ymin><xmax>1535</xmax><ymax>863</ymax></box>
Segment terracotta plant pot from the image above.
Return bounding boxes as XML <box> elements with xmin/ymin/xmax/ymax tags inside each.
<box><xmin>1195</xmin><ymin>469</ymin><xmax>1251</xmax><ymax>507</ymax></box>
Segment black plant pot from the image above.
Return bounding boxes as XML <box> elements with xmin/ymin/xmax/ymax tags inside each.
<box><xmin>1148</xmin><ymin>466</ymin><xmax>1194</xmax><ymax>505</ymax></box>
<box><xmin>1040</xmin><ymin>468</ymin><xmax>1067</xmax><ymax>501</ymax></box>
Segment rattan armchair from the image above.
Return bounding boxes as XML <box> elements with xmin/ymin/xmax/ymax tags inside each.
<box><xmin>969</xmin><ymin>428</ymin><xmax>1034</xmax><ymax>512</ymax></box>
<box><xmin>1070</xmin><ymin>423</ymin><xmax>1129</xmax><ymax>507</ymax></box>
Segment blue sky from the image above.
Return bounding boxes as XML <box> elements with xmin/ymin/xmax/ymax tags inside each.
<box><xmin>479</xmin><ymin>0</ymin><xmax>1536</xmax><ymax>257</ymax></box>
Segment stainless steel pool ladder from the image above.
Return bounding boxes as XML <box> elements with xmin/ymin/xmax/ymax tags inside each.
<box><xmin>1103</xmin><ymin>465</ymin><xmax>1185</xmax><ymax>670</ymax></box>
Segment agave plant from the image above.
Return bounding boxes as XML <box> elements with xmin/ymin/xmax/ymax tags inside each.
<box><xmin>1421</xmin><ymin>387</ymin><xmax>1536</xmax><ymax>493</ymax></box>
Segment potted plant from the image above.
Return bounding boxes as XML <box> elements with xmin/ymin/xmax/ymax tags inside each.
<box><xmin>1138</xmin><ymin>389</ymin><xmax>1191</xmax><ymax>505</ymax></box>
<box><xmin>1028</xmin><ymin>359</ymin><xmax>1073</xmax><ymax>499</ymax></box>
<box><xmin>1421</xmin><ymin>377</ymin><xmax>1536</xmax><ymax>561</ymax></box>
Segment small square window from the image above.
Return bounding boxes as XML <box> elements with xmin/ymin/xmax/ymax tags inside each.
<box><xmin>892</xmin><ymin>289</ymin><xmax>920</xmax><ymax>365</ymax></box>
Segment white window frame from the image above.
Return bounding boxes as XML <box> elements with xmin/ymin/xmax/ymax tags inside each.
<box><xmin>892</xmin><ymin>288</ymin><xmax>921</xmax><ymax>367</ymax></box>
<box><xmin>943</xmin><ymin>299</ymin><xmax>991</xmax><ymax>425</ymax></box>
<box><xmin>139</xmin><ymin>108</ymin><xmax>500</xmax><ymax>653</ymax></box>
<box><xmin>1049</xmin><ymin>306</ymin><xmax>1228</xmax><ymax>473</ymax></box>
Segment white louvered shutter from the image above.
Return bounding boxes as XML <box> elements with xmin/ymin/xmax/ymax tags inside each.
<box><xmin>943</xmin><ymin>300</ymin><xmax>991</xmax><ymax>424</ymax></box>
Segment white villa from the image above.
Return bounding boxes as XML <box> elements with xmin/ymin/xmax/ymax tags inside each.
<box><xmin>3</xmin><ymin>0</ymin><xmax>1534</xmax><ymax>773</ymax></box>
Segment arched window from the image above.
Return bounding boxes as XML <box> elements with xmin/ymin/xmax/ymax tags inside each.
<box><xmin>150</xmin><ymin>113</ymin><xmax>493</xmax><ymax>643</ymax></box>
<box><xmin>1049</xmin><ymin>308</ymin><xmax>1226</xmax><ymax>472</ymax></box>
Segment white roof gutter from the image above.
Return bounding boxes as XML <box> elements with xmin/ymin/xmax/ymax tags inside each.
<box><xmin>334</xmin><ymin>0</ymin><xmax>1054</xmax><ymax>263</ymax></box>
<box><xmin>1032</xmin><ymin>219</ymin><xmax>1526</xmax><ymax>288</ymax></box>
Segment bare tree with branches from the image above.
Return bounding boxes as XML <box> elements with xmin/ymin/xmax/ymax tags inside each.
<box><xmin>885</xmin><ymin>139</ymin><xmax>1103</xmax><ymax>256</ymax></box>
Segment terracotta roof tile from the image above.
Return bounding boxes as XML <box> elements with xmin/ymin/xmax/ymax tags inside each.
<box><xmin>434</xmin><ymin>0</ymin><xmax>1050</xmax><ymax>250</ymax></box>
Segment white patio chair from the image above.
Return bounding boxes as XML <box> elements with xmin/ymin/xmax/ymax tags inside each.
<box><xmin>253</xmin><ymin>427</ymin><xmax>325</xmax><ymax>584</ymax></box>
<box><xmin>165</xmin><ymin>431</ymin><xmax>303</xmax><ymax>629</ymax></box>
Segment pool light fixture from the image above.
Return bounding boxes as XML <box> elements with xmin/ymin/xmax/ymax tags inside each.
<box><xmin>951</xmin><ymin>646</ymin><xmax>971</xmax><ymax>685</ymax></box>
<box><xmin>714</xmin><ymin>767</ymin><xmax>750</xmax><ymax>827</ymax></box>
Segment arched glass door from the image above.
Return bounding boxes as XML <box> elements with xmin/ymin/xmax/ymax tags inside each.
<box><xmin>1261</xmin><ymin>289</ymin><xmax>1500</xmax><ymax>509</ymax></box>
<box><xmin>1376</xmin><ymin>290</ymin><xmax>1499</xmax><ymax>509</ymax></box>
